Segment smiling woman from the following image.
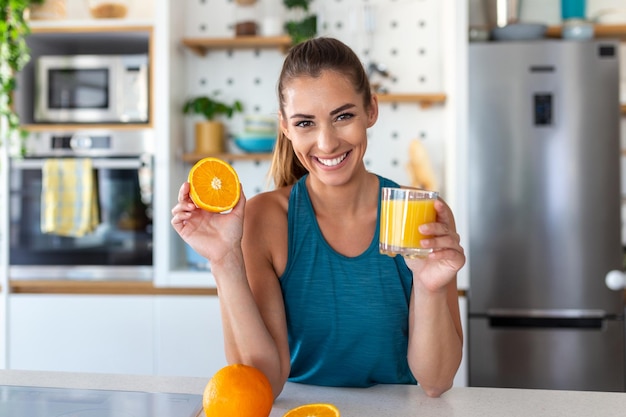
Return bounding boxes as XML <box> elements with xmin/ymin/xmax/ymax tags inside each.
<box><xmin>171</xmin><ymin>37</ymin><xmax>465</xmax><ymax>399</ymax></box>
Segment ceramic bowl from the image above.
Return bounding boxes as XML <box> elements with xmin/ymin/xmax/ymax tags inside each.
<box><xmin>234</xmin><ymin>136</ymin><xmax>276</xmax><ymax>153</ymax></box>
<box><xmin>491</xmin><ymin>23</ymin><xmax>547</xmax><ymax>41</ymax></box>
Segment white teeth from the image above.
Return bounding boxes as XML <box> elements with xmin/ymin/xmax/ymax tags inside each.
<box><xmin>318</xmin><ymin>152</ymin><xmax>347</xmax><ymax>167</ymax></box>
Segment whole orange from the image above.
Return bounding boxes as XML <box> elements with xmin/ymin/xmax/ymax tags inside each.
<box><xmin>203</xmin><ymin>364</ymin><xmax>274</xmax><ymax>417</ymax></box>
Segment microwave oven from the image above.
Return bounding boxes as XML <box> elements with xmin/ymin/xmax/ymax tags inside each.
<box><xmin>34</xmin><ymin>54</ymin><xmax>149</xmax><ymax>124</ymax></box>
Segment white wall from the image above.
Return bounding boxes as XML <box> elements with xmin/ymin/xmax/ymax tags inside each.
<box><xmin>182</xmin><ymin>0</ymin><xmax>449</xmax><ymax>198</ymax></box>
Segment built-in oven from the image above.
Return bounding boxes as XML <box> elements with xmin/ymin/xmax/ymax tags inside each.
<box><xmin>8</xmin><ymin>130</ymin><xmax>154</xmax><ymax>280</ymax></box>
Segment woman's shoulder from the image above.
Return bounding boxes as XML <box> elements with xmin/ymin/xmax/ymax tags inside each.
<box><xmin>245</xmin><ymin>186</ymin><xmax>292</xmax><ymax>225</ymax></box>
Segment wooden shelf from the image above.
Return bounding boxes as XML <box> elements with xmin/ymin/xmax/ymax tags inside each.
<box><xmin>182</xmin><ymin>35</ymin><xmax>293</xmax><ymax>56</ymax></box>
<box><xmin>29</xmin><ymin>20</ymin><xmax>154</xmax><ymax>33</ymax></box>
<box><xmin>377</xmin><ymin>93</ymin><xmax>446</xmax><ymax>108</ymax></box>
<box><xmin>546</xmin><ymin>23</ymin><xmax>626</xmax><ymax>39</ymax></box>
<box><xmin>23</xmin><ymin>123</ymin><xmax>153</xmax><ymax>132</ymax></box>
<box><xmin>182</xmin><ymin>152</ymin><xmax>273</xmax><ymax>163</ymax></box>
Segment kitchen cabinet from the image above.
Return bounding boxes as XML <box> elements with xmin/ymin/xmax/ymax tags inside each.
<box><xmin>8</xmin><ymin>295</ymin><xmax>155</xmax><ymax>374</ymax></box>
<box><xmin>0</xmin><ymin>296</ymin><xmax>6</xmax><ymax>369</ymax></box>
<box><xmin>155</xmin><ymin>296</ymin><xmax>226</xmax><ymax>377</ymax></box>
<box><xmin>8</xmin><ymin>292</ymin><xmax>227</xmax><ymax>378</ymax></box>
<box><xmin>455</xmin><ymin>295</ymin><xmax>468</xmax><ymax>387</ymax></box>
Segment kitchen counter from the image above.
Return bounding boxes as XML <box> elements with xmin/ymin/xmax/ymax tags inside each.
<box><xmin>1</xmin><ymin>370</ymin><xmax>625</xmax><ymax>416</ymax></box>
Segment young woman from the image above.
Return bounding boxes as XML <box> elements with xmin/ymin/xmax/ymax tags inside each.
<box><xmin>171</xmin><ymin>37</ymin><xmax>465</xmax><ymax>398</ymax></box>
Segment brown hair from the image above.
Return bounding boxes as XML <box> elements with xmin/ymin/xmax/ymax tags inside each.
<box><xmin>269</xmin><ymin>37</ymin><xmax>374</xmax><ymax>188</ymax></box>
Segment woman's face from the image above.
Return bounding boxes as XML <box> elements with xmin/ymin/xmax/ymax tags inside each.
<box><xmin>279</xmin><ymin>70</ymin><xmax>378</xmax><ymax>187</ymax></box>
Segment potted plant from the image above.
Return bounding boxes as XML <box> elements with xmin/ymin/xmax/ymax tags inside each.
<box><xmin>0</xmin><ymin>0</ymin><xmax>44</xmax><ymax>151</ymax></box>
<box><xmin>182</xmin><ymin>93</ymin><xmax>243</xmax><ymax>154</ymax></box>
<box><xmin>283</xmin><ymin>0</ymin><xmax>316</xmax><ymax>45</ymax></box>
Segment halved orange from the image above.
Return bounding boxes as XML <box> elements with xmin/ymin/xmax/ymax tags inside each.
<box><xmin>188</xmin><ymin>157</ymin><xmax>241</xmax><ymax>212</ymax></box>
<box><xmin>282</xmin><ymin>403</ymin><xmax>341</xmax><ymax>417</ymax></box>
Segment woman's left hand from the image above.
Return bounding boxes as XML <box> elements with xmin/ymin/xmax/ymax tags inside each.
<box><xmin>404</xmin><ymin>198</ymin><xmax>465</xmax><ymax>292</ymax></box>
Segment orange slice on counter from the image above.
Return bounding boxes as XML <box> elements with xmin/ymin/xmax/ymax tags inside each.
<box><xmin>188</xmin><ymin>157</ymin><xmax>241</xmax><ymax>212</ymax></box>
<box><xmin>283</xmin><ymin>403</ymin><xmax>341</xmax><ymax>417</ymax></box>
<box><xmin>203</xmin><ymin>364</ymin><xmax>274</xmax><ymax>417</ymax></box>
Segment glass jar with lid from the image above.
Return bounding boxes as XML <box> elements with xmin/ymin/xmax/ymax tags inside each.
<box><xmin>234</xmin><ymin>0</ymin><xmax>259</xmax><ymax>36</ymax></box>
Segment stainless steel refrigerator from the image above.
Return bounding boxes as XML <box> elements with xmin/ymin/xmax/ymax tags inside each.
<box><xmin>468</xmin><ymin>40</ymin><xmax>625</xmax><ymax>392</ymax></box>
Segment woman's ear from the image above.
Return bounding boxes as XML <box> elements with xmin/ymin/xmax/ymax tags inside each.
<box><xmin>367</xmin><ymin>94</ymin><xmax>379</xmax><ymax>128</ymax></box>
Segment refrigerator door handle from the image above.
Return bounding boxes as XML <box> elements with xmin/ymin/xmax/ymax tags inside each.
<box><xmin>487</xmin><ymin>309</ymin><xmax>606</xmax><ymax>319</ymax></box>
<box><xmin>486</xmin><ymin>309</ymin><xmax>607</xmax><ymax>330</ymax></box>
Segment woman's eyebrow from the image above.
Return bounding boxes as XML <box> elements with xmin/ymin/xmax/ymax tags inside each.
<box><xmin>330</xmin><ymin>103</ymin><xmax>356</xmax><ymax>116</ymax></box>
<box><xmin>289</xmin><ymin>103</ymin><xmax>356</xmax><ymax>120</ymax></box>
<box><xmin>290</xmin><ymin>112</ymin><xmax>315</xmax><ymax>119</ymax></box>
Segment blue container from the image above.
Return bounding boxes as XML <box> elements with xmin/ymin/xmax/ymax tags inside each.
<box><xmin>561</xmin><ymin>0</ymin><xmax>586</xmax><ymax>20</ymax></box>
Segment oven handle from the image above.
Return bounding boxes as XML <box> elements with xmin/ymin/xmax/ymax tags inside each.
<box><xmin>11</xmin><ymin>158</ymin><xmax>145</xmax><ymax>170</ymax></box>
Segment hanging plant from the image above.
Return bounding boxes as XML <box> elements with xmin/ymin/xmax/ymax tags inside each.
<box><xmin>283</xmin><ymin>0</ymin><xmax>316</xmax><ymax>45</ymax></box>
<box><xmin>0</xmin><ymin>0</ymin><xmax>44</xmax><ymax>150</ymax></box>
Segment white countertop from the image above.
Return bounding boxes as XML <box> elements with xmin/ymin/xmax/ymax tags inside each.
<box><xmin>1</xmin><ymin>370</ymin><xmax>625</xmax><ymax>417</ymax></box>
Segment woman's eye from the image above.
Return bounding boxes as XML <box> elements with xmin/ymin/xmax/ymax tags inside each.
<box><xmin>295</xmin><ymin>120</ymin><xmax>313</xmax><ymax>128</ymax></box>
<box><xmin>336</xmin><ymin>112</ymin><xmax>354</xmax><ymax>121</ymax></box>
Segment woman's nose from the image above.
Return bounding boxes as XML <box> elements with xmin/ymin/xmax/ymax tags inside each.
<box><xmin>316</xmin><ymin>124</ymin><xmax>339</xmax><ymax>153</ymax></box>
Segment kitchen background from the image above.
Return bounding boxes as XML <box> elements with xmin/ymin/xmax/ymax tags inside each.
<box><xmin>0</xmin><ymin>0</ymin><xmax>625</xmax><ymax>390</ymax></box>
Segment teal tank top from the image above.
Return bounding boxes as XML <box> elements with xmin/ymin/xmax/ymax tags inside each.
<box><xmin>280</xmin><ymin>174</ymin><xmax>417</xmax><ymax>387</ymax></box>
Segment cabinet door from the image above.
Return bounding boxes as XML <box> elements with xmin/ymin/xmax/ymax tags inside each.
<box><xmin>155</xmin><ymin>296</ymin><xmax>226</xmax><ymax>378</ymax></box>
<box><xmin>454</xmin><ymin>295</ymin><xmax>468</xmax><ymax>387</ymax></box>
<box><xmin>9</xmin><ymin>295</ymin><xmax>154</xmax><ymax>374</ymax></box>
<box><xmin>0</xmin><ymin>295</ymin><xmax>6</xmax><ymax>369</ymax></box>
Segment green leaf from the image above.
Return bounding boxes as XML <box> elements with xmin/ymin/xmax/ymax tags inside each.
<box><xmin>182</xmin><ymin>93</ymin><xmax>244</xmax><ymax>121</ymax></box>
<box><xmin>283</xmin><ymin>0</ymin><xmax>310</xmax><ymax>12</ymax></box>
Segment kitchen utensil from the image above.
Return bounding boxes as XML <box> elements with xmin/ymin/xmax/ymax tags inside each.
<box><xmin>483</xmin><ymin>0</ymin><xmax>520</xmax><ymax>28</ymax></box>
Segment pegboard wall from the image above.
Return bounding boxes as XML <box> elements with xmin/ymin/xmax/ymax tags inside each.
<box><xmin>183</xmin><ymin>0</ymin><xmax>447</xmax><ymax>197</ymax></box>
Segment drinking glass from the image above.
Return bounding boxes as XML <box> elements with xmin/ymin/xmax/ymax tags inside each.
<box><xmin>379</xmin><ymin>187</ymin><xmax>438</xmax><ymax>258</ymax></box>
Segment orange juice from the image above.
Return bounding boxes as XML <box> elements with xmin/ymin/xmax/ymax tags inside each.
<box><xmin>379</xmin><ymin>188</ymin><xmax>437</xmax><ymax>258</ymax></box>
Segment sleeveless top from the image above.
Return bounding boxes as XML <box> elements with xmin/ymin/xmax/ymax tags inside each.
<box><xmin>280</xmin><ymin>174</ymin><xmax>417</xmax><ymax>387</ymax></box>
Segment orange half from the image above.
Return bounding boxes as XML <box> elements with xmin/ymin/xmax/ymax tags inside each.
<box><xmin>282</xmin><ymin>403</ymin><xmax>341</xmax><ymax>417</ymax></box>
<box><xmin>188</xmin><ymin>157</ymin><xmax>241</xmax><ymax>212</ymax></box>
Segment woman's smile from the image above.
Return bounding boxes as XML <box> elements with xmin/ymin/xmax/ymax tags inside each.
<box><xmin>315</xmin><ymin>151</ymin><xmax>350</xmax><ymax>168</ymax></box>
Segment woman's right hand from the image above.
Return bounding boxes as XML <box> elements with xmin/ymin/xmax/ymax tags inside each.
<box><xmin>170</xmin><ymin>182</ymin><xmax>246</xmax><ymax>264</ymax></box>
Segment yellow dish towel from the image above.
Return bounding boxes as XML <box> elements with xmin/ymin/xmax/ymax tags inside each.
<box><xmin>41</xmin><ymin>158</ymin><xmax>100</xmax><ymax>237</ymax></box>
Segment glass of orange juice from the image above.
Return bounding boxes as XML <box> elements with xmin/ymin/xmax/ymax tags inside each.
<box><xmin>379</xmin><ymin>187</ymin><xmax>438</xmax><ymax>258</ymax></box>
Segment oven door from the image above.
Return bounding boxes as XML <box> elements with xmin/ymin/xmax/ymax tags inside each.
<box><xmin>9</xmin><ymin>157</ymin><xmax>153</xmax><ymax>280</ymax></box>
